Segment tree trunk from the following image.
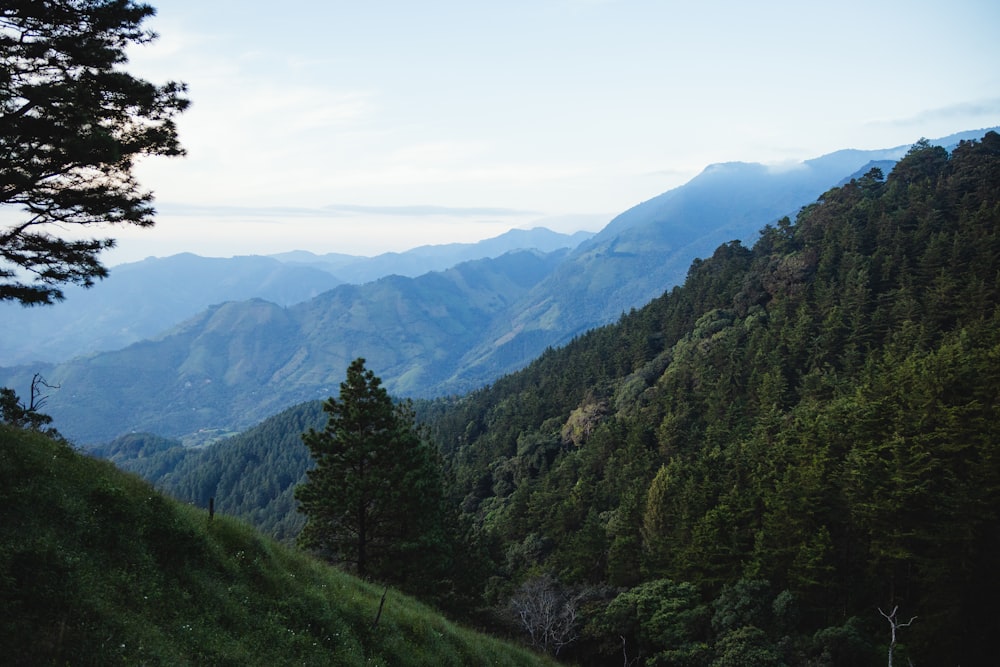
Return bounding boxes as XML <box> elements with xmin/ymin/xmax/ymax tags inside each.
<box><xmin>357</xmin><ymin>501</ymin><xmax>367</xmax><ymax>577</ymax></box>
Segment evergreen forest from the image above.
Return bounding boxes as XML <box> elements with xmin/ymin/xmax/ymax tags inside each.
<box><xmin>418</xmin><ymin>135</ymin><xmax>1000</xmax><ymax>665</ymax></box>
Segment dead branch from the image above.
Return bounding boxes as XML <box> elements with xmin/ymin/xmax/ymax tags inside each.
<box><xmin>879</xmin><ymin>605</ymin><xmax>917</xmax><ymax>667</ymax></box>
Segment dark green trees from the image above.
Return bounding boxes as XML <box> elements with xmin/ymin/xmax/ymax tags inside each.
<box><xmin>296</xmin><ymin>358</ymin><xmax>446</xmax><ymax>592</ymax></box>
<box><xmin>419</xmin><ymin>133</ymin><xmax>1000</xmax><ymax>664</ymax></box>
<box><xmin>1</xmin><ymin>0</ymin><xmax>188</xmax><ymax>305</ymax></box>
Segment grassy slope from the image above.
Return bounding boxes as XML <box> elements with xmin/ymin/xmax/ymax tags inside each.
<box><xmin>0</xmin><ymin>425</ymin><xmax>552</xmax><ymax>666</ymax></box>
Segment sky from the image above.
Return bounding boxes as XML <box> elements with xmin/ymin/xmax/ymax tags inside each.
<box><xmin>86</xmin><ymin>0</ymin><xmax>1000</xmax><ymax>264</ymax></box>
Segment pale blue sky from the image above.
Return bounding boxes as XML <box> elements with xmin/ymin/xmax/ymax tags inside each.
<box><xmin>107</xmin><ymin>0</ymin><xmax>1000</xmax><ymax>262</ymax></box>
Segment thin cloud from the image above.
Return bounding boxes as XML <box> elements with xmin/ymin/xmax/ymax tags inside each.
<box><xmin>154</xmin><ymin>203</ymin><xmax>537</xmax><ymax>219</ymax></box>
<box><xmin>870</xmin><ymin>99</ymin><xmax>1000</xmax><ymax>127</ymax></box>
<box><xmin>156</xmin><ymin>204</ymin><xmax>343</xmax><ymax>219</ymax></box>
<box><xmin>323</xmin><ymin>204</ymin><xmax>537</xmax><ymax>217</ymax></box>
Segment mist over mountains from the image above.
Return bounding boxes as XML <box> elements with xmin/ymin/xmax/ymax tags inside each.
<box><xmin>270</xmin><ymin>226</ymin><xmax>596</xmax><ymax>285</ymax></box>
<box><xmin>1</xmin><ymin>128</ymin><xmax>994</xmax><ymax>445</ymax></box>
<box><xmin>0</xmin><ymin>255</ymin><xmax>341</xmax><ymax>366</ymax></box>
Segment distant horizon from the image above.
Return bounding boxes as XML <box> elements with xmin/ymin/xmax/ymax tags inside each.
<box><xmin>99</xmin><ymin>124</ymin><xmax>999</xmax><ymax>265</ymax></box>
<box><xmin>107</xmin><ymin>222</ymin><xmax>600</xmax><ymax>267</ymax></box>
<box><xmin>98</xmin><ymin>212</ymin><xmax>609</xmax><ymax>266</ymax></box>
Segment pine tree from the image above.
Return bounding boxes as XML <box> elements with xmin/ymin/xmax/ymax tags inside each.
<box><xmin>1</xmin><ymin>0</ymin><xmax>188</xmax><ymax>305</ymax></box>
<box><xmin>295</xmin><ymin>358</ymin><xmax>447</xmax><ymax>591</ymax></box>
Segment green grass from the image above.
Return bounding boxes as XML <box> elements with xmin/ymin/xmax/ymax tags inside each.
<box><xmin>0</xmin><ymin>424</ymin><xmax>554</xmax><ymax>666</ymax></box>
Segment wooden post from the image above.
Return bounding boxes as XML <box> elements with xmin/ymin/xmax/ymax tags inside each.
<box><xmin>371</xmin><ymin>586</ymin><xmax>388</xmax><ymax>630</ymax></box>
<box><xmin>209</xmin><ymin>496</ymin><xmax>215</xmax><ymax>520</ymax></box>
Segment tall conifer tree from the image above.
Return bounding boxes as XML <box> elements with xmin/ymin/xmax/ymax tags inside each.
<box><xmin>296</xmin><ymin>358</ymin><xmax>446</xmax><ymax>590</ymax></box>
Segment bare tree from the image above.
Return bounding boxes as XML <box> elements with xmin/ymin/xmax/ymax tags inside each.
<box><xmin>1</xmin><ymin>373</ymin><xmax>60</xmax><ymax>434</ymax></box>
<box><xmin>509</xmin><ymin>574</ymin><xmax>583</xmax><ymax>656</ymax></box>
<box><xmin>879</xmin><ymin>605</ymin><xmax>916</xmax><ymax>667</ymax></box>
<box><xmin>621</xmin><ymin>634</ymin><xmax>640</xmax><ymax>667</ymax></box>
<box><xmin>27</xmin><ymin>373</ymin><xmax>58</xmax><ymax>414</ymax></box>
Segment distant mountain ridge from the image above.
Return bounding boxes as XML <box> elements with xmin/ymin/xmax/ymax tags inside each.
<box><xmin>0</xmin><ymin>254</ymin><xmax>342</xmax><ymax>366</ymax></box>
<box><xmin>2</xmin><ymin>128</ymin><xmax>995</xmax><ymax>444</ymax></box>
<box><xmin>271</xmin><ymin>226</ymin><xmax>596</xmax><ymax>284</ymax></box>
<box><xmin>0</xmin><ymin>226</ymin><xmax>592</xmax><ymax>367</ymax></box>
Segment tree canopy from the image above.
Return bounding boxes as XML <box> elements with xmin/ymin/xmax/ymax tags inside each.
<box><xmin>0</xmin><ymin>0</ymin><xmax>188</xmax><ymax>305</ymax></box>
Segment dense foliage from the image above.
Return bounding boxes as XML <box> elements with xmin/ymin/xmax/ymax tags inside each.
<box><xmin>0</xmin><ymin>424</ymin><xmax>555</xmax><ymax>665</ymax></box>
<box><xmin>418</xmin><ymin>134</ymin><xmax>1000</xmax><ymax>664</ymax></box>
<box><xmin>0</xmin><ymin>0</ymin><xmax>188</xmax><ymax>305</ymax></box>
<box><xmin>89</xmin><ymin>402</ymin><xmax>326</xmax><ymax>541</ymax></box>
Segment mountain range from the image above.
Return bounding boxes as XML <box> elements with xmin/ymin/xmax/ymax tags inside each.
<box><xmin>1</xmin><ymin>128</ymin><xmax>994</xmax><ymax>445</ymax></box>
<box><xmin>270</xmin><ymin>225</ymin><xmax>596</xmax><ymax>284</ymax></box>
<box><xmin>0</xmin><ymin>226</ymin><xmax>593</xmax><ymax>367</ymax></box>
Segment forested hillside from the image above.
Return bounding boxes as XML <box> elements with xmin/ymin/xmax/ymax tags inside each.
<box><xmin>90</xmin><ymin>134</ymin><xmax>1000</xmax><ymax>664</ymax></box>
<box><xmin>92</xmin><ymin>402</ymin><xmax>326</xmax><ymax>541</ymax></box>
<box><xmin>419</xmin><ymin>134</ymin><xmax>1000</xmax><ymax>664</ymax></box>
